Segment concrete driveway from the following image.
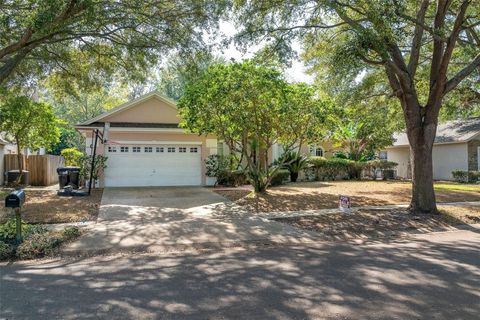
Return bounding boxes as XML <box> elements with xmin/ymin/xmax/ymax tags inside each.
<box><xmin>63</xmin><ymin>187</ymin><xmax>316</xmax><ymax>254</ymax></box>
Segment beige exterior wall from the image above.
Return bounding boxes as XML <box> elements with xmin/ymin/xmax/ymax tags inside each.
<box><xmin>103</xmin><ymin>97</ymin><xmax>181</xmax><ymax>124</ymax></box>
<box><xmin>300</xmin><ymin>141</ymin><xmax>342</xmax><ymax>159</ymax></box>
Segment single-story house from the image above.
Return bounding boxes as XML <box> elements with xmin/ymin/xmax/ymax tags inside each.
<box><xmin>75</xmin><ymin>91</ymin><xmax>220</xmax><ymax>187</ymax></box>
<box><xmin>76</xmin><ymin>91</ymin><xmax>342</xmax><ymax>187</ymax></box>
<box><xmin>386</xmin><ymin>117</ymin><xmax>480</xmax><ymax>180</ymax></box>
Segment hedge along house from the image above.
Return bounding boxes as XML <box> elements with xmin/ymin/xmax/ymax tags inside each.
<box><xmin>75</xmin><ymin>91</ymin><xmax>218</xmax><ymax>187</ymax></box>
<box><xmin>386</xmin><ymin>117</ymin><xmax>480</xmax><ymax>180</ymax></box>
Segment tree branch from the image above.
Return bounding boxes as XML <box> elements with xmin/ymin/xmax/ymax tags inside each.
<box><xmin>407</xmin><ymin>0</ymin><xmax>431</xmax><ymax>77</ymax></box>
<box><xmin>444</xmin><ymin>53</ymin><xmax>480</xmax><ymax>94</ymax></box>
<box><xmin>428</xmin><ymin>0</ymin><xmax>471</xmax><ymax>112</ymax></box>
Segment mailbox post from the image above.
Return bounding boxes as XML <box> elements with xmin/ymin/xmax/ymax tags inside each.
<box><xmin>5</xmin><ymin>189</ymin><xmax>26</xmax><ymax>242</ymax></box>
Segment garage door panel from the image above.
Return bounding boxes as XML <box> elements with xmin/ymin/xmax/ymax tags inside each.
<box><xmin>104</xmin><ymin>144</ymin><xmax>202</xmax><ymax>187</ymax></box>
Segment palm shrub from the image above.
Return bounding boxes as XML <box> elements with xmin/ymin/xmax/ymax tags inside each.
<box><xmin>246</xmin><ymin>165</ymin><xmax>290</xmax><ymax>192</ymax></box>
<box><xmin>281</xmin><ymin>151</ymin><xmax>310</xmax><ymax>182</ymax></box>
<box><xmin>246</xmin><ymin>166</ymin><xmax>271</xmax><ymax>193</ymax></box>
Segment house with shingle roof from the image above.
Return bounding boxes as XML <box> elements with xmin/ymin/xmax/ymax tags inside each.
<box><xmin>386</xmin><ymin>117</ymin><xmax>480</xmax><ymax>180</ymax></box>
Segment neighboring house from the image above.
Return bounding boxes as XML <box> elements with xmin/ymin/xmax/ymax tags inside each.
<box><xmin>386</xmin><ymin>117</ymin><xmax>480</xmax><ymax>180</ymax></box>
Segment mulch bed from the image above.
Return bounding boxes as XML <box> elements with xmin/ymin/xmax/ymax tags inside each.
<box><xmin>0</xmin><ymin>189</ymin><xmax>103</xmax><ymax>224</ymax></box>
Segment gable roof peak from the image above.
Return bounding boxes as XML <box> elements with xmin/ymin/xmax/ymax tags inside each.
<box><xmin>79</xmin><ymin>90</ymin><xmax>177</xmax><ymax>125</ymax></box>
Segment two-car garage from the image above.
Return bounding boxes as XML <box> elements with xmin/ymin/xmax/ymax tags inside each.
<box><xmin>104</xmin><ymin>143</ymin><xmax>202</xmax><ymax>187</ymax></box>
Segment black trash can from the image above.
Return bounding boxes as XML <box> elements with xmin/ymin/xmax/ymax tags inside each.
<box><xmin>58</xmin><ymin>171</ymin><xmax>69</xmax><ymax>188</ymax></box>
<box><xmin>7</xmin><ymin>170</ymin><xmax>29</xmax><ymax>185</ymax></box>
<box><xmin>57</xmin><ymin>167</ymin><xmax>81</xmax><ymax>189</ymax></box>
<box><xmin>68</xmin><ymin>168</ymin><xmax>80</xmax><ymax>188</ymax></box>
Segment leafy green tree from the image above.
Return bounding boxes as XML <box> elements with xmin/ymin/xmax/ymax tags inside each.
<box><xmin>44</xmin><ymin>83</ymin><xmax>126</xmax><ymax>124</ymax></box>
<box><xmin>0</xmin><ymin>95</ymin><xmax>60</xmax><ymax>175</ymax></box>
<box><xmin>234</xmin><ymin>0</ymin><xmax>480</xmax><ymax>213</ymax></box>
<box><xmin>0</xmin><ymin>0</ymin><xmax>226</xmax><ymax>88</ymax></box>
<box><xmin>49</xmin><ymin>126</ymin><xmax>83</xmax><ymax>155</ymax></box>
<box><xmin>178</xmin><ymin>61</ymin><xmax>326</xmax><ymax>192</ymax></box>
<box><xmin>328</xmin><ymin>104</ymin><xmax>400</xmax><ymax>161</ymax></box>
<box><xmin>157</xmin><ymin>51</ymin><xmax>226</xmax><ymax>101</ymax></box>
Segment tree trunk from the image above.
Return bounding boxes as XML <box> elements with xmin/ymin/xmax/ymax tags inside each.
<box><xmin>15</xmin><ymin>138</ymin><xmax>24</xmax><ymax>185</ymax></box>
<box><xmin>408</xmin><ymin>128</ymin><xmax>438</xmax><ymax>214</ymax></box>
<box><xmin>290</xmin><ymin>172</ymin><xmax>298</xmax><ymax>182</ymax></box>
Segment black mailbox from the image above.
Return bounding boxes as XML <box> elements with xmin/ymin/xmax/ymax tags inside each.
<box><xmin>5</xmin><ymin>189</ymin><xmax>26</xmax><ymax>208</ymax></box>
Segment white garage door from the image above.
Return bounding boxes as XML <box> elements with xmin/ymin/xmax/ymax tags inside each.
<box><xmin>104</xmin><ymin>144</ymin><xmax>202</xmax><ymax>187</ymax></box>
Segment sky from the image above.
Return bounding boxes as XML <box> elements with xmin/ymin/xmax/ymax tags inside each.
<box><xmin>207</xmin><ymin>21</ymin><xmax>314</xmax><ymax>84</ymax></box>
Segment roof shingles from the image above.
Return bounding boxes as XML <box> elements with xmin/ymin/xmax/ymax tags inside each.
<box><xmin>390</xmin><ymin>117</ymin><xmax>480</xmax><ymax>147</ymax></box>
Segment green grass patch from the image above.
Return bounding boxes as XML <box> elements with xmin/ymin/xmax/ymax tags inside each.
<box><xmin>434</xmin><ymin>183</ymin><xmax>480</xmax><ymax>192</ymax></box>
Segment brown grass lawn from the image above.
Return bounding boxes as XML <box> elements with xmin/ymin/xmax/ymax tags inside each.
<box><xmin>0</xmin><ymin>189</ymin><xmax>103</xmax><ymax>224</ymax></box>
<box><xmin>214</xmin><ymin>180</ymin><xmax>480</xmax><ymax>212</ymax></box>
<box><xmin>274</xmin><ymin>204</ymin><xmax>479</xmax><ymax>241</ymax></box>
<box><xmin>438</xmin><ymin>204</ymin><xmax>480</xmax><ymax>224</ymax></box>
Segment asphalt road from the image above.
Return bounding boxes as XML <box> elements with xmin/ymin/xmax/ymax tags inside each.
<box><xmin>1</xmin><ymin>229</ymin><xmax>479</xmax><ymax>320</ymax></box>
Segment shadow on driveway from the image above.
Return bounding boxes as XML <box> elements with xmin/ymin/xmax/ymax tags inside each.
<box><xmin>63</xmin><ymin>187</ymin><xmax>318</xmax><ymax>254</ymax></box>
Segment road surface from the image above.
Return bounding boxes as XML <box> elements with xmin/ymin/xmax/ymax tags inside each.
<box><xmin>1</xmin><ymin>230</ymin><xmax>479</xmax><ymax>319</ymax></box>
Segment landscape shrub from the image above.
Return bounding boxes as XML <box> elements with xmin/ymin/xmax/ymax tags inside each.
<box><xmin>364</xmin><ymin>160</ymin><xmax>398</xmax><ymax>180</ymax></box>
<box><xmin>0</xmin><ymin>241</ymin><xmax>15</xmax><ymax>260</ymax></box>
<box><xmin>0</xmin><ymin>219</ymin><xmax>47</xmax><ymax>244</ymax></box>
<box><xmin>63</xmin><ymin>226</ymin><xmax>81</xmax><ymax>240</ymax></box>
<box><xmin>205</xmin><ymin>154</ymin><xmax>229</xmax><ymax>178</ymax></box>
<box><xmin>270</xmin><ymin>169</ymin><xmax>290</xmax><ymax>186</ymax></box>
<box><xmin>452</xmin><ymin>170</ymin><xmax>480</xmax><ymax>183</ymax></box>
<box><xmin>60</xmin><ymin>147</ymin><xmax>83</xmax><ymax>166</ymax></box>
<box><xmin>205</xmin><ymin>154</ymin><xmax>247</xmax><ymax>187</ymax></box>
<box><xmin>0</xmin><ymin>222</ymin><xmax>80</xmax><ymax>260</ymax></box>
<box><xmin>308</xmin><ymin>157</ymin><xmax>354</xmax><ymax>180</ymax></box>
<box><xmin>222</xmin><ymin>170</ymin><xmax>248</xmax><ymax>186</ymax></box>
<box><xmin>16</xmin><ymin>232</ymin><xmax>63</xmax><ymax>259</ymax></box>
<box><xmin>80</xmin><ymin>154</ymin><xmax>108</xmax><ymax>186</ymax></box>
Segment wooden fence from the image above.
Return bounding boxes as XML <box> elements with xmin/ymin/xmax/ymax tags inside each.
<box><xmin>4</xmin><ymin>154</ymin><xmax>64</xmax><ymax>186</ymax></box>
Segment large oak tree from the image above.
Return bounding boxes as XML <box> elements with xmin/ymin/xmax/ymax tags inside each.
<box><xmin>0</xmin><ymin>0</ymin><xmax>226</xmax><ymax>88</ymax></box>
<box><xmin>234</xmin><ymin>0</ymin><xmax>480</xmax><ymax>213</ymax></box>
